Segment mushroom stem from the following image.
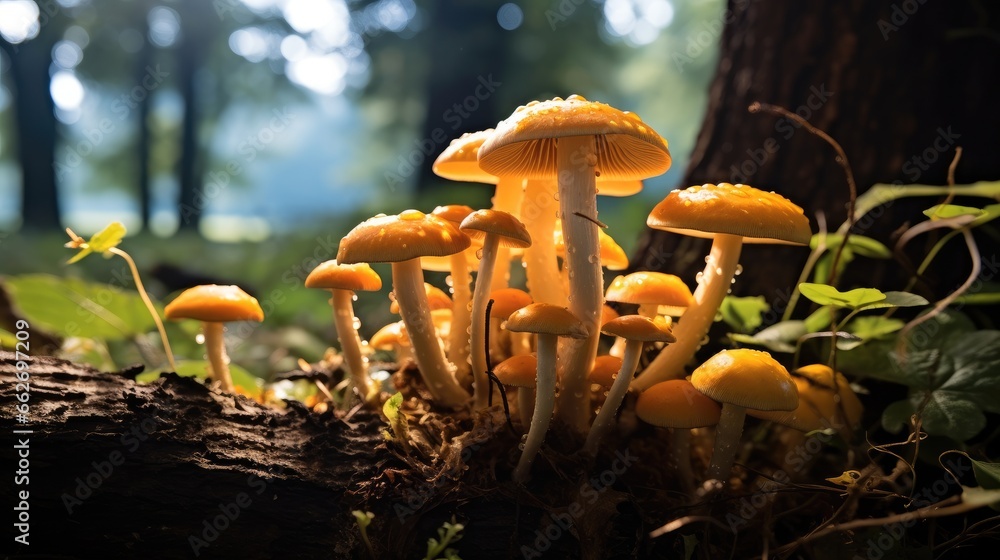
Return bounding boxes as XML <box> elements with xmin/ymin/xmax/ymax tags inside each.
<box><xmin>391</xmin><ymin>258</ymin><xmax>469</xmax><ymax>408</ymax></box>
<box><xmin>633</xmin><ymin>234</ymin><xmax>743</xmax><ymax>391</ymax></box>
<box><xmin>448</xmin><ymin>251</ymin><xmax>473</xmax><ymax>384</ymax></box>
<box><xmin>202</xmin><ymin>321</ymin><xmax>234</xmax><ymax>392</ymax></box>
<box><xmin>584</xmin><ymin>338</ymin><xmax>642</xmax><ymax>453</ymax></box>
<box><xmin>514</xmin><ymin>332</ymin><xmax>557</xmax><ymax>482</ymax></box>
<box><xmin>470</xmin><ymin>235</ymin><xmax>501</xmax><ymax>409</ymax></box>
<box><xmin>490</xmin><ymin>177</ymin><xmax>525</xmax><ymax>291</ymax></box>
<box><xmin>330</xmin><ymin>289</ymin><xmax>372</xmax><ymax>401</ymax></box>
<box><xmin>517</xmin><ymin>387</ymin><xmax>535</xmax><ymax>429</ymax></box>
<box><xmin>671</xmin><ymin>429</ymin><xmax>695</xmax><ymax>497</ymax></box>
<box><xmin>520</xmin><ymin>179</ymin><xmax>565</xmax><ymax>305</ymax></box>
<box><xmin>706</xmin><ymin>402</ymin><xmax>748</xmax><ymax>485</ymax></box>
<box><xmin>554</xmin><ymin>134</ymin><xmax>601</xmax><ymax>433</ymax></box>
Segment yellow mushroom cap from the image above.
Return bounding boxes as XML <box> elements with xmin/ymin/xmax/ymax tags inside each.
<box><xmin>600</xmin><ymin>304</ymin><xmax>620</xmax><ymax>326</ymax></box>
<box><xmin>432</xmin><ymin>129</ymin><xmax>500</xmax><ymax>184</ymax></box>
<box><xmin>691</xmin><ymin>349</ymin><xmax>798</xmax><ymax>411</ymax></box>
<box><xmin>389</xmin><ymin>283</ymin><xmax>451</xmax><ymax>314</ymax></box>
<box><xmin>647</xmin><ymin>183</ymin><xmax>812</xmax><ymax>245</ymax></box>
<box><xmin>489</xmin><ymin>288</ymin><xmax>533</xmax><ymax>320</ymax></box>
<box><xmin>636</xmin><ymin>379</ymin><xmax>722</xmax><ymax>429</ymax></box>
<box><xmin>589</xmin><ymin>355</ymin><xmax>624</xmax><ymax>387</ymax></box>
<box><xmin>793</xmin><ymin>364</ymin><xmax>864</xmax><ymax>431</ymax></box>
<box><xmin>597</xmin><ymin>180</ymin><xmax>644</xmax><ymax>197</ymax></box>
<box><xmin>601</xmin><ymin>315</ymin><xmax>676</xmax><ymax>343</ymax></box>
<box><xmin>460</xmin><ymin>209</ymin><xmax>532</xmax><ymax>249</ymax></box>
<box><xmin>505</xmin><ymin>303</ymin><xmax>589</xmax><ymax>339</ymax></box>
<box><xmin>494</xmin><ymin>354</ymin><xmax>537</xmax><ymax>388</ymax></box>
<box><xmin>554</xmin><ymin>220</ymin><xmax>629</xmax><ymax>270</ymax></box>
<box><xmin>337</xmin><ymin>210</ymin><xmax>471</xmax><ymax>264</ymax></box>
<box><xmin>431</xmin><ymin>204</ymin><xmax>477</xmax><ymax>225</ymax></box>
<box><xmin>747</xmin><ymin>377</ymin><xmax>826</xmax><ymax>432</ymax></box>
<box><xmin>369</xmin><ymin>321</ymin><xmax>410</xmax><ymax>349</ymax></box>
<box><xmin>304</xmin><ymin>260</ymin><xmax>382</xmax><ymax>292</ymax></box>
<box><xmin>165</xmin><ymin>284</ymin><xmax>264</xmax><ymax>323</ymax></box>
<box><xmin>478</xmin><ymin>94</ymin><xmax>671</xmax><ymax>181</ymax></box>
<box><xmin>605</xmin><ymin>271</ymin><xmax>693</xmax><ymax>309</ymax></box>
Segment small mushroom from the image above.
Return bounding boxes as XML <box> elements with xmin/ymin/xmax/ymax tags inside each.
<box><xmin>494</xmin><ymin>353</ymin><xmax>537</xmax><ymax>429</ymax></box>
<box><xmin>304</xmin><ymin>260</ymin><xmax>382</xmax><ymax>402</ymax></box>
<box><xmin>605</xmin><ymin>271</ymin><xmax>692</xmax><ymax>358</ymax></box>
<box><xmin>691</xmin><ymin>349</ymin><xmax>798</xmax><ymax>486</ymax></box>
<box><xmin>164</xmin><ymin>284</ymin><xmax>264</xmax><ymax>392</ymax></box>
<box><xmin>460</xmin><ymin>209</ymin><xmax>532</xmax><ymax>410</ymax></box>
<box><xmin>337</xmin><ymin>210</ymin><xmax>472</xmax><ymax>408</ymax></box>
<box><xmin>369</xmin><ymin>321</ymin><xmax>412</xmax><ymax>367</ymax></box>
<box><xmin>584</xmin><ymin>315</ymin><xmax>675</xmax><ymax>454</ymax></box>
<box><xmin>554</xmin><ymin>220</ymin><xmax>629</xmax><ymax>295</ymax></box>
<box><xmin>488</xmin><ymin>287</ymin><xmax>533</xmax><ymax>360</ymax></box>
<box><xmin>635</xmin><ymin>379</ymin><xmax>721</xmax><ymax>495</ymax></box>
<box><xmin>505</xmin><ymin>303</ymin><xmax>588</xmax><ymax>482</ymax></box>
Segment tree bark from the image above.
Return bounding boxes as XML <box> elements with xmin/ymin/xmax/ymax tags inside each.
<box><xmin>632</xmin><ymin>0</ymin><xmax>1000</xmax><ymax>311</ymax></box>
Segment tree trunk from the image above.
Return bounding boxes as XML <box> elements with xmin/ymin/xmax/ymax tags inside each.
<box><xmin>175</xmin><ymin>35</ymin><xmax>202</xmax><ymax>231</ymax></box>
<box><xmin>414</xmin><ymin>0</ymin><xmax>507</xmax><ymax>195</ymax></box>
<box><xmin>632</xmin><ymin>0</ymin><xmax>1000</xmax><ymax>311</ymax></box>
<box><xmin>1</xmin><ymin>33</ymin><xmax>62</xmax><ymax>231</ymax></box>
<box><xmin>135</xmin><ymin>16</ymin><xmax>154</xmax><ymax>229</ymax></box>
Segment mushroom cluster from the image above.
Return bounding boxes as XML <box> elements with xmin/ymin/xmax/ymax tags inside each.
<box><xmin>158</xmin><ymin>95</ymin><xmax>845</xmax><ymax>490</ymax></box>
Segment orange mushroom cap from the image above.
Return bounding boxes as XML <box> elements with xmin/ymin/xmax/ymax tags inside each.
<box><xmin>165</xmin><ymin>284</ymin><xmax>264</xmax><ymax>323</ymax></box>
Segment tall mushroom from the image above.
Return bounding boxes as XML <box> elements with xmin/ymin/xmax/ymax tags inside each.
<box><xmin>426</xmin><ymin>204</ymin><xmax>478</xmax><ymax>384</ymax></box>
<box><xmin>691</xmin><ymin>349</ymin><xmax>798</xmax><ymax>486</ymax></box>
<box><xmin>304</xmin><ymin>260</ymin><xmax>382</xmax><ymax>402</ymax></box>
<box><xmin>633</xmin><ymin>183</ymin><xmax>811</xmax><ymax>392</ymax></box>
<box><xmin>164</xmin><ymin>284</ymin><xmax>264</xmax><ymax>392</ymax></box>
<box><xmin>505</xmin><ymin>303</ymin><xmax>588</xmax><ymax>482</ymax></box>
<box><xmin>460</xmin><ymin>209</ymin><xmax>532</xmax><ymax>409</ymax></box>
<box><xmin>479</xmin><ymin>95</ymin><xmax>671</xmax><ymax>432</ymax></box>
<box><xmin>433</xmin><ymin>130</ymin><xmax>523</xmax><ymax>291</ymax></box>
<box><xmin>584</xmin><ymin>315</ymin><xmax>675</xmax><ymax>454</ymax></box>
<box><xmin>337</xmin><ymin>210</ymin><xmax>471</xmax><ymax>409</ymax></box>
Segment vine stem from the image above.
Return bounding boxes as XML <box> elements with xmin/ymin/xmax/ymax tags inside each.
<box><xmin>108</xmin><ymin>247</ymin><xmax>176</xmax><ymax>371</ymax></box>
<box><xmin>749</xmin><ymin>102</ymin><xmax>858</xmax><ymax>286</ymax></box>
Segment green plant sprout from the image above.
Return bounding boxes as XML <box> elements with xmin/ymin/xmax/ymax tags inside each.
<box><xmin>351</xmin><ymin>510</ymin><xmax>376</xmax><ymax>559</ymax></box>
<box><xmin>423</xmin><ymin>517</ymin><xmax>464</xmax><ymax>560</ymax></box>
<box><xmin>64</xmin><ymin>222</ymin><xmax>176</xmax><ymax>371</ymax></box>
<box><xmin>381</xmin><ymin>392</ymin><xmax>409</xmax><ymax>451</ymax></box>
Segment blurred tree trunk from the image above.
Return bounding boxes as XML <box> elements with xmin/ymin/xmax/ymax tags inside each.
<box><xmin>1</xmin><ymin>31</ymin><xmax>62</xmax><ymax>231</ymax></box>
<box><xmin>632</xmin><ymin>0</ymin><xmax>1000</xmax><ymax>311</ymax></box>
<box><xmin>414</xmin><ymin>0</ymin><xmax>507</xmax><ymax>194</ymax></box>
<box><xmin>135</xmin><ymin>15</ymin><xmax>154</xmax><ymax>229</ymax></box>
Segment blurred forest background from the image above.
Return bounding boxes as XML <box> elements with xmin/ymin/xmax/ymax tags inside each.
<box><xmin>0</xmin><ymin>0</ymin><xmax>719</xmax><ymax>239</ymax></box>
<box><xmin>0</xmin><ymin>0</ymin><xmax>723</xmax><ymax>375</ymax></box>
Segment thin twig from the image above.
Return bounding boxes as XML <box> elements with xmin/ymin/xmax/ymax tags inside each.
<box><xmin>108</xmin><ymin>247</ymin><xmax>177</xmax><ymax>371</ymax></box>
<box><xmin>484</xmin><ymin>299</ymin><xmax>515</xmax><ymax>434</ymax></box>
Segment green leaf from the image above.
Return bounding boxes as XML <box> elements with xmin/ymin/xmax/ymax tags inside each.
<box><xmin>845</xmin><ymin>316</ymin><xmax>904</xmax><ymax>341</ymax></box>
<box><xmin>87</xmin><ymin>221</ymin><xmax>127</xmax><ymax>253</ymax></box>
<box><xmin>810</xmin><ymin>233</ymin><xmax>892</xmax><ymax>259</ymax></box>
<box><xmin>3</xmin><ymin>274</ymin><xmax>158</xmax><ymax>341</ymax></box>
<box><xmin>953</xmin><ymin>283</ymin><xmax>1000</xmax><ymax>305</ymax></box>
<box><xmin>729</xmin><ymin>320</ymin><xmax>806</xmax><ymax>354</ymax></box>
<box><xmin>803</xmin><ymin>306</ymin><xmax>837</xmax><ymax>332</ymax></box>
<box><xmin>383</xmin><ymin>392</ymin><xmax>409</xmax><ymax>443</ymax></box>
<box><xmin>799</xmin><ymin>283</ymin><xmax>886</xmax><ymax>309</ymax></box>
<box><xmin>0</xmin><ymin>328</ymin><xmax>17</xmax><ymax>350</ymax></box>
<box><xmin>719</xmin><ymin>295</ymin><xmax>769</xmax><ymax>334</ymax></box>
<box><xmin>682</xmin><ymin>534</ymin><xmax>699</xmax><ymax>560</ymax></box>
<box><xmin>864</xmin><ymin>312</ymin><xmax>1000</xmax><ymax>441</ymax></box>
<box><xmin>960</xmin><ymin>486</ymin><xmax>1000</xmax><ymax>508</ymax></box>
<box><xmin>859</xmin><ymin>291</ymin><xmax>929</xmax><ymax>310</ymax></box>
<box><xmin>923</xmin><ymin>204</ymin><xmax>986</xmax><ymax>221</ymax></box>
<box><xmin>137</xmin><ymin>360</ymin><xmax>260</xmax><ymax>393</ymax></box>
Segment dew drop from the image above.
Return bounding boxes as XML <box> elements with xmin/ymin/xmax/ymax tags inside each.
<box><xmin>695</xmin><ymin>271</ymin><xmax>704</xmax><ymax>284</ymax></box>
<box><xmin>735</xmin><ymin>264</ymin><xmax>744</xmax><ymax>276</ymax></box>
<box><xmin>726</xmin><ymin>288</ymin><xmax>733</xmax><ymax>294</ymax></box>
<box><xmin>700</xmin><ymin>335</ymin><xmax>710</xmax><ymax>346</ymax></box>
<box><xmin>445</xmin><ymin>275</ymin><xmax>455</xmax><ymax>287</ymax></box>
<box><xmin>715</xmin><ymin>267</ymin><xmax>723</xmax><ymax>276</ymax></box>
<box><xmin>467</xmin><ymin>302</ymin><xmax>474</xmax><ymax>312</ymax></box>
<box><xmin>730</xmin><ymin>277</ymin><xmax>737</xmax><ymax>284</ymax></box>
<box><xmin>573</xmin><ymin>391</ymin><xmax>584</xmax><ymax>398</ymax></box>
<box><xmin>476</xmin><ymin>248</ymin><xmax>484</xmax><ymax>259</ymax></box>
<box><xmin>353</xmin><ymin>317</ymin><xmax>362</xmax><ymax>329</ymax></box>
<box><xmin>196</xmin><ymin>333</ymin><xmax>205</xmax><ymax>345</ymax></box>
<box><xmin>352</xmin><ymin>294</ymin><xmax>359</xmax><ymax>302</ymax></box>
<box><xmin>587</xmin><ymin>255</ymin><xmax>598</xmax><ymax>264</ymax></box>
